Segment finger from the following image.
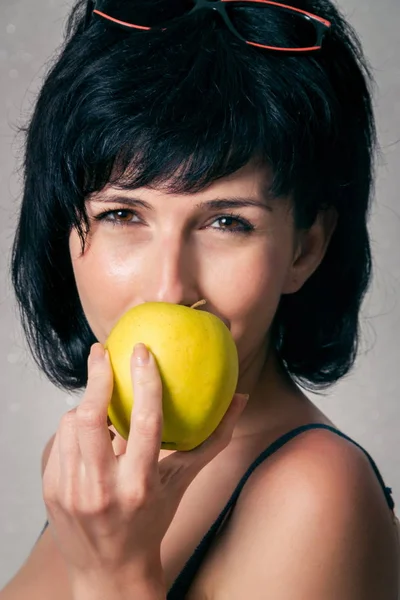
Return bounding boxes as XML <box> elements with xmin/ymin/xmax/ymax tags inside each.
<box><xmin>125</xmin><ymin>343</ymin><xmax>163</xmax><ymax>480</ymax></box>
<box><xmin>205</xmin><ymin>393</ymin><xmax>249</xmax><ymax>446</ymax></box>
<box><xmin>75</xmin><ymin>343</ymin><xmax>116</xmax><ymax>478</ymax></box>
<box><xmin>42</xmin><ymin>427</ymin><xmax>62</xmax><ymax>507</ymax></box>
<box><xmin>170</xmin><ymin>393</ymin><xmax>249</xmax><ymax>473</ymax></box>
<box><xmin>58</xmin><ymin>408</ymin><xmax>82</xmax><ymax>483</ymax></box>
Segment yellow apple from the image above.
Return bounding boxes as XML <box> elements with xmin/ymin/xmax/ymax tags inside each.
<box><xmin>104</xmin><ymin>301</ymin><xmax>239</xmax><ymax>451</ymax></box>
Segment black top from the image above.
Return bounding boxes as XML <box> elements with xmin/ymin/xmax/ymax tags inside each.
<box><xmin>37</xmin><ymin>423</ymin><xmax>395</xmax><ymax>599</ymax></box>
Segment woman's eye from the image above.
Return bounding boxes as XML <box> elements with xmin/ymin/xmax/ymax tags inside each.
<box><xmin>209</xmin><ymin>214</ymin><xmax>255</xmax><ymax>235</ymax></box>
<box><xmin>94</xmin><ymin>209</ymin><xmax>139</xmax><ymax>225</ymax></box>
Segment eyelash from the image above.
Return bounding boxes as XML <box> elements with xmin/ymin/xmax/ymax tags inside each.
<box><xmin>93</xmin><ymin>209</ymin><xmax>255</xmax><ymax>235</ymax></box>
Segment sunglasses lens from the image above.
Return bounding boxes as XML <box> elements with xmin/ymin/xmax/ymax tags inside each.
<box><xmin>225</xmin><ymin>3</ymin><xmax>319</xmax><ymax>49</ymax></box>
<box><xmin>94</xmin><ymin>0</ymin><xmax>195</xmax><ymax>29</ymax></box>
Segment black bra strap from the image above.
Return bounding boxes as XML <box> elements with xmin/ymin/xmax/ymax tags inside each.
<box><xmin>167</xmin><ymin>423</ymin><xmax>395</xmax><ymax>598</ymax></box>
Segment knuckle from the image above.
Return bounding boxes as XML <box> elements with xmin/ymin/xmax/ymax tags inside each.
<box><xmin>70</xmin><ymin>494</ymin><xmax>112</xmax><ymax>517</ymax></box>
<box><xmin>42</xmin><ymin>482</ymin><xmax>58</xmax><ymax>508</ymax></box>
<box><xmin>65</xmin><ymin>489</ymin><xmax>113</xmax><ymax>516</ymax></box>
<box><xmin>41</xmin><ymin>434</ymin><xmax>56</xmax><ymax>477</ymax></box>
<box><xmin>76</xmin><ymin>406</ymin><xmax>103</xmax><ymax>430</ymax></box>
<box><xmin>60</xmin><ymin>492</ymin><xmax>80</xmax><ymax>515</ymax></box>
<box><xmin>121</xmin><ymin>482</ymin><xmax>150</xmax><ymax>509</ymax></box>
<box><xmin>42</xmin><ymin>477</ymin><xmax>114</xmax><ymax>516</ymax></box>
<box><xmin>60</xmin><ymin>410</ymin><xmax>76</xmax><ymax>428</ymax></box>
<box><xmin>134</xmin><ymin>412</ymin><xmax>162</xmax><ymax>438</ymax></box>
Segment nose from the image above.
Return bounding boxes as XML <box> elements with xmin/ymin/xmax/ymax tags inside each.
<box><xmin>142</xmin><ymin>234</ymin><xmax>200</xmax><ymax>308</ymax></box>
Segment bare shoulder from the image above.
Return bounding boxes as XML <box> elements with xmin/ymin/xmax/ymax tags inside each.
<box><xmin>207</xmin><ymin>427</ymin><xmax>399</xmax><ymax>600</ymax></box>
<box><xmin>238</xmin><ymin>426</ymin><xmax>395</xmax><ymax>518</ymax></box>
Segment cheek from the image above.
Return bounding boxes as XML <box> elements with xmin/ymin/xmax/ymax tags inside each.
<box><xmin>214</xmin><ymin>242</ymin><xmax>292</xmax><ymax>344</ymax></box>
<box><xmin>69</xmin><ymin>231</ymin><xmax>137</xmax><ymax>339</ymax></box>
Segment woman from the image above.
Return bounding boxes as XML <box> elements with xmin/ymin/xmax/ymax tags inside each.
<box><xmin>1</xmin><ymin>0</ymin><xmax>399</xmax><ymax>598</ymax></box>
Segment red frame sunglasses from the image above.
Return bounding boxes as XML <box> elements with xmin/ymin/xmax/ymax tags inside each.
<box><xmin>85</xmin><ymin>0</ymin><xmax>332</xmax><ymax>53</ymax></box>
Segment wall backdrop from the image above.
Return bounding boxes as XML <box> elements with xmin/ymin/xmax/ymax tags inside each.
<box><xmin>1</xmin><ymin>0</ymin><xmax>399</xmax><ymax>587</ymax></box>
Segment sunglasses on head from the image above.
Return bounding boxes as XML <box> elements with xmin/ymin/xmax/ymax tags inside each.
<box><xmin>84</xmin><ymin>0</ymin><xmax>332</xmax><ymax>53</ymax></box>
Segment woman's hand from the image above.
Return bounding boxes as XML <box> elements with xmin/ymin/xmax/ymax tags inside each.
<box><xmin>42</xmin><ymin>342</ymin><xmax>248</xmax><ymax>593</ymax></box>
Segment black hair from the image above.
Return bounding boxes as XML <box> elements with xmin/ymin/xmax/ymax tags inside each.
<box><xmin>11</xmin><ymin>0</ymin><xmax>376</xmax><ymax>393</ymax></box>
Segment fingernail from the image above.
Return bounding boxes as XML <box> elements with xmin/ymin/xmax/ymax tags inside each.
<box><xmin>90</xmin><ymin>343</ymin><xmax>105</xmax><ymax>363</ymax></box>
<box><xmin>133</xmin><ymin>343</ymin><xmax>150</xmax><ymax>365</ymax></box>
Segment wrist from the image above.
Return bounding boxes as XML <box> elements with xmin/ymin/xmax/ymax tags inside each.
<box><xmin>69</xmin><ymin>565</ymin><xmax>166</xmax><ymax>600</ymax></box>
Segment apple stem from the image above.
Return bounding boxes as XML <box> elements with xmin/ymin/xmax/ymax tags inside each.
<box><xmin>190</xmin><ymin>299</ymin><xmax>207</xmax><ymax>310</ymax></box>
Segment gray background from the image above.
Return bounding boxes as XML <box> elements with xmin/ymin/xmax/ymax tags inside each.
<box><xmin>0</xmin><ymin>0</ymin><xmax>399</xmax><ymax>588</ymax></box>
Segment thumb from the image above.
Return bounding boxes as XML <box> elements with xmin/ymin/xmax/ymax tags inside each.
<box><xmin>163</xmin><ymin>392</ymin><xmax>250</xmax><ymax>475</ymax></box>
<box><xmin>157</xmin><ymin>393</ymin><xmax>249</xmax><ymax>500</ymax></box>
<box><xmin>200</xmin><ymin>392</ymin><xmax>250</xmax><ymax>450</ymax></box>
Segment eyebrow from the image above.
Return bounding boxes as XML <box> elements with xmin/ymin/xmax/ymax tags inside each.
<box><xmin>88</xmin><ymin>192</ymin><xmax>273</xmax><ymax>212</ymax></box>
